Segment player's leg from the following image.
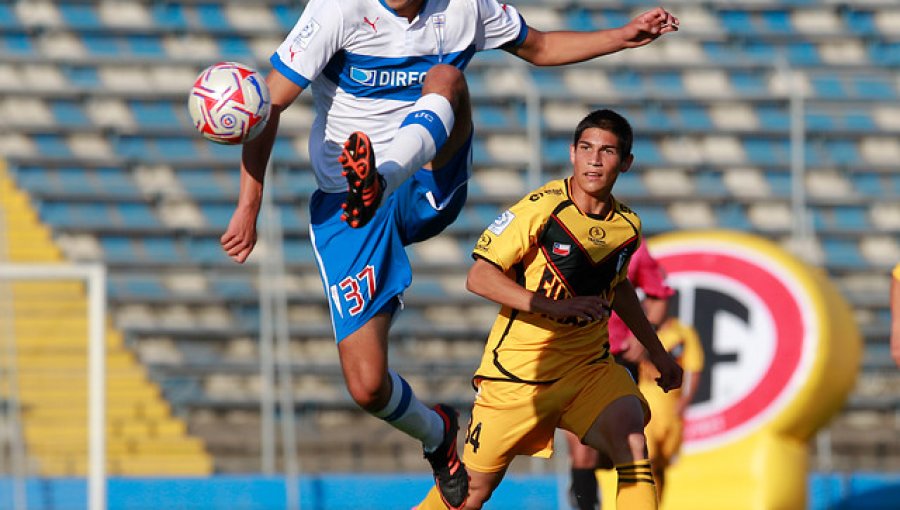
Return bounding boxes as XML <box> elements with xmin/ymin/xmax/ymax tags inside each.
<box><xmin>565</xmin><ymin>430</ymin><xmax>601</xmax><ymax>510</ymax></box>
<box><xmin>337</xmin><ymin>314</ymin><xmax>468</xmax><ymax>509</ymax></box>
<box><xmin>379</xmin><ymin>64</ymin><xmax>471</xmax><ymax>194</ymax></box>
<box><xmin>340</xmin><ymin>64</ymin><xmax>469</xmax><ymax>228</ymax></box>
<box><xmin>582</xmin><ymin>396</ymin><xmax>657</xmax><ymax>510</ymax></box>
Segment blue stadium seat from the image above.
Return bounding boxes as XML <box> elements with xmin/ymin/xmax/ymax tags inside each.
<box><xmin>81</xmin><ymin>34</ymin><xmax>124</xmax><ymax>57</ymax></box>
<box><xmin>218</xmin><ymin>36</ymin><xmax>254</xmax><ymax>60</ymax></box>
<box><xmin>199</xmin><ymin>203</ymin><xmax>234</xmax><ymax>229</ymax></box>
<box><xmin>3</xmin><ymin>32</ymin><xmax>33</xmax><ymax>56</ymax></box>
<box><xmin>32</xmin><ymin>135</ymin><xmax>72</xmax><ymax>158</ymax></box>
<box><xmin>744</xmin><ymin>138</ymin><xmax>789</xmax><ymax>166</ymax></box>
<box><xmin>109</xmin><ymin>276</ymin><xmax>168</xmax><ymax>300</ymax></box>
<box><xmin>152</xmin><ymin>3</ymin><xmax>189</xmax><ymax>30</ymax></box>
<box><xmin>786</xmin><ymin>42</ymin><xmax>821</xmax><ymax>66</ymax></box>
<box><xmin>186</xmin><ymin>237</ymin><xmax>229</xmax><ymax>265</ymax></box>
<box><xmin>100</xmin><ymin>236</ymin><xmax>140</xmax><ymax>263</ymax></box>
<box><xmin>273</xmin><ymin>4</ymin><xmax>301</xmax><ymax>30</ymax></box>
<box><xmin>719</xmin><ymin>10</ymin><xmax>756</xmax><ymax>36</ymax></box>
<box><xmin>820</xmin><ymin>238</ymin><xmax>866</xmax><ymax>269</ymax></box>
<box><xmin>729</xmin><ymin>71</ymin><xmax>769</xmax><ymax>96</ymax></box>
<box><xmin>130</xmin><ymin>101</ymin><xmax>182</xmax><ymax>128</ymax></box>
<box><xmin>59</xmin><ymin>3</ymin><xmax>101</xmax><ymax>29</ymax></box>
<box><xmin>832</xmin><ymin>206</ymin><xmax>870</xmax><ymax>231</ymax></box>
<box><xmin>811</xmin><ymin>76</ymin><xmax>849</xmax><ymax>99</ymax></box>
<box><xmin>631</xmin><ymin>205</ymin><xmax>673</xmax><ymax>233</ymax></box>
<box><xmin>852</xmin><ymin>76</ymin><xmax>895</xmax><ymax>100</ymax></box>
<box><xmin>196</xmin><ymin>4</ymin><xmax>231</xmax><ymax>31</ymax></box>
<box><xmin>868</xmin><ymin>42</ymin><xmax>900</xmax><ymax>66</ymax></box>
<box><xmin>50</xmin><ymin>100</ymin><xmax>91</xmax><ymax>127</ymax></box>
<box><xmin>648</xmin><ymin>71</ymin><xmax>685</xmax><ymax>97</ymax></box>
<box><xmin>852</xmin><ymin>173</ymin><xmax>884</xmax><ymax>198</ymax></box>
<box><xmin>763</xmin><ymin>172</ymin><xmax>792</xmax><ymax>198</ymax></box>
<box><xmin>759</xmin><ymin>10</ymin><xmax>793</xmax><ymax>34</ymax></box>
<box><xmin>210</xmin><ymin>278</ymin><xmax>255</xmax><ymax>299</ymax></box>
<box><xmin>118</xmin><ymin>203</ymin><xmax>160</xmax><ymax>228</ymax></box>
<box><xmin>613</xmin><ymin>172</ymin><xmax>645</xmax><ymax>198</ymax></box>
<box><xmin>94</xmin><ymin>168</ymin><xmax>141</xmax><ymax>197</ymax></box>
<box><xmin>565</xmin><ymin>9</ymin><xmax>596</xmax><ymax>31</ymax></box>
<box><xmin>156</xmin><ymin>137</ymin><xmax>199</xmax><ymax>161</ymax></box>
<box><xmin>0</xmin><ymin>4</ymin><xmax>17</xmax><ymax>29</ymax></box>
<box><xmin>62</xmin><ymin>65</ymin><xmax>100</xmax><ymax>88</ymax></box>
<box><xmin>632</xmin><ymin>138</ymin><xmax>664</xmax><ymax>166</ymax></box>
<box><xmin>143</xmin><ymin>237</ymin><xmax>183</xmax><ymax>263</ymax></box>
<box><xmin>128</xmin><ymin>35</ymin><xmax>166</xmax><ymax>57</ymax></box>
<box><xmin>694</xmin><ymin>173</ymin><xmax>728</xmax><ymax>198</ymax></box>
<box><xmin>715</xmin><ymin>203</ymin><xmax>752</xmax><ymax>230</ymax></box>
<box><xmin>756</xmin><ymin>105</ymin><xmax>790</xmax><ymax>130</ymax></box>
<box><xmin>843</xmin><ymin>10</ymin><xmax>877</xmax><ymax>36</ymax></box>
<box><xmin>41</xmin><ymin>202</ymin><xmax>110</xmax><ymax>228</ymax></box>
<box><xmin>675</xmin><ymin>105</ymin><xmax>714</xmax><ymax>130</ymax></box>
<box><xmin>180</xmin><ymin>170</ymin><xmax>234</xmax><ymax>199</ymax></box>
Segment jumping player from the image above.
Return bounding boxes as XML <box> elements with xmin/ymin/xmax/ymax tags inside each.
<box><xmin>219</xmin><ymin>2</ymin><xmax>679</xmax><ymax>508</ymax></box>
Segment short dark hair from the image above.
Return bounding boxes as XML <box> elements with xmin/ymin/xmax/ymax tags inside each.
<box><xmin>572</xmin><ymin>109</ymin><xmax>633</xmax><ymax>157</ymax></box>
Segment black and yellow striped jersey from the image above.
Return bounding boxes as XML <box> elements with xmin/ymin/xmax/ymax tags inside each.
<box><xmin>472</xmin><ymin>178</ymin><xmax>642</xmax><ymax>384</ymax></box>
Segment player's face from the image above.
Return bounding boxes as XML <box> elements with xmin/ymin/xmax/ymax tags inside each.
<box><xmin>569</xmin><ymin>127</ymin><xmax>633</xmax><ymax>198</ymax></box>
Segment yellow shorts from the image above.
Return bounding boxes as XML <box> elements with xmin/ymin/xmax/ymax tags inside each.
<box><xmin>463</xmin><ymin>359</ymin><xmax>649</xmax><ymax>473</ymax></box>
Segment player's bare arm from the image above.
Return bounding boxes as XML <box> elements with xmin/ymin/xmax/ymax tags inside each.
<box><xmin>508</xmin><ymin>7</ymin><xmax>679</xmax><ymax>66</ymax></box>
<box><xmin>612</xmin><ymin>278</ymin><xmax>683</xmax><ymax>391</ymax></box>
<box><xmin>467</xmin><ymin>258</ymin><xmax>609</xmax><ymax>321</ymax></box>
<box><xmin>221</xmin><ymin>70</ymin><xmax>304</xmax><ymax>263</ymax></box>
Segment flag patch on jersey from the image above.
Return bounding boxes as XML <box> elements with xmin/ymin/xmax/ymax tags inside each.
<box><xmin>552</xmin><ymin>242</ymin><xmax>571</xmax><ymax>256</ymax></box>
<box><xmin>489</xmin><ymin>210</ymin><xmax>515</xmax><ymax>235</ymax></box>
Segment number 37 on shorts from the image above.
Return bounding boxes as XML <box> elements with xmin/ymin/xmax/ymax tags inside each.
<box><xmin>336</xmin><ymin>265</ymin><xmax>376</xmax><ymax>316</ymax></box>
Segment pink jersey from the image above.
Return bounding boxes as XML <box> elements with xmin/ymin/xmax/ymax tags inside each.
<box><xmin>608</xmin><ymin>242</ymin><xmax>674</xmax><ymax>354</ymax></box>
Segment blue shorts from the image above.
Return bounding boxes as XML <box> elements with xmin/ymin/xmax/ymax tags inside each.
<box><xmin>309</xmin><ymin>135</ymin><xmax>472</xmax><ymax>342</ymax></box>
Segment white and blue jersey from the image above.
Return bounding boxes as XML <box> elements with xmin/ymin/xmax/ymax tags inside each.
<box><xmin>272</xmin><ymin>0</ymin><xmax>527</xmax><ymax>342</ymax></box>
<box><xmin>271</xmin><ymin>0</ymin><xmax>527</xmax><ymax>192</ymax></box>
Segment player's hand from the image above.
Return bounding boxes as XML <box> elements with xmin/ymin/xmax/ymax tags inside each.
<box><xmin>621</xmin><ymin>7</ymin><xmax>679</xmax><ymax>48</ymax></box>
<box><xmin>540</xmin><ymin>295</ymin><xmax>611</xmax><ymax>323</ymax></box>
<box><xmin>649</xmin><ymin>350</ymin><xmax>683</xmax><ymax>392</ymax></box>
<box><xmin>220</xmin><ymin>205</ymin><xmax>259</xmax><ymax>263</ymax></box>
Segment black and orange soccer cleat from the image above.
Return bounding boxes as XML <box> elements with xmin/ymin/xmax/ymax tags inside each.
<box><xmin>424</xmin><ymin>404</ymin><xmax>469</xmax><ymax>510</ymax></box>
<box><xmin>338</xmin><ymin>131</ymin><xmax>385</xmax><ymax>228</ymax></box>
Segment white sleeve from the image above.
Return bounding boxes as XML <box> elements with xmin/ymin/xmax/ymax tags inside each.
<box><xmin>475</xmin><ymin>0</ymin><xmax>528</xmax><ymax>51</ymax></box>
<box><xmin>270</xmin><ymin>0</ymin><xmax>345</xmax><ymax>88</ymax></box>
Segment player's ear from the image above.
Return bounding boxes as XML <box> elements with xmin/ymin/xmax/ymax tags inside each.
<box><xmin>619</xmin><ymin>153</ymin><xmax>634</xmax><ymax>173</ymax></box>
<box><xmin>570</xmin><ymin>144</ymin><xmax>577</xmax><ymax>166</ymax></box>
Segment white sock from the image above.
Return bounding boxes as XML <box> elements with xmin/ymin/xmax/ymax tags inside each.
<box><xmin>372</xmin><ymin>370</ymin><xmax>444</xmax><ymax>451</ymax></box>
<box><xmin>379</xmin><ymin>93</ymin><xmax>455</xmax><ymax>196</ymax></box>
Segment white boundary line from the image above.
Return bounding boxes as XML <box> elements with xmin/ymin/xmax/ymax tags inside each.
<box><xmin>0</xmin><ymin>264</ymin><xmax>107</xmax><ymax>510</ymax></box>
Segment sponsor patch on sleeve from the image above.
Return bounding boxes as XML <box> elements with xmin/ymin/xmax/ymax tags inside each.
<box><xmin>488</xmin><ymin>210</ymin><xmax>515</xmax><ymax>235</ymax></box>
<box><xmin>292</xmin><ymin>19</ymin><xmax>321</xmax><ymax>51</ymax></box>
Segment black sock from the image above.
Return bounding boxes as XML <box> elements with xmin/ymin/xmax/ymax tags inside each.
<box><xmin>570</xmin><ymin>468</ymin><xmax>599</xmax><ymax>510</ymax></box>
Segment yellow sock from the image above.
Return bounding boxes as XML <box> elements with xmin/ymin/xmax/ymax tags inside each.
<box><xmin>413</xmin><ymin>486</ymin><xmax>449</xmax><ymax>510</ymax></box>
<box><xmin>615</xmin><ymin>460</ymin><xmax>657</xmax><ymax>510</ymax></box>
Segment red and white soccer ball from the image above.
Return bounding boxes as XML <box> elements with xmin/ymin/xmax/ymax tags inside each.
<box><xmin>188</xmin><ymin>61</ymin><xmax>271</xmax><ymax>145</ymax></box>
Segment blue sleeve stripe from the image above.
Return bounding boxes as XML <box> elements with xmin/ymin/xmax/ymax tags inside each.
<box><xmin>400</xmin><ymin>109</ymin><xmax>449</xmax><ymax>150</ymax></box>
<box><xmin>383</xmin><ymin>375</ymin><xmax>413</xmax><ymax>422</ymax></box>
<box><xmin>513</xmin><ymin>14</ymin><xmax>529</xmax><ymax>47</ymax></box>
<box><xmin>270</xmin><ymin>53</ymin><xmax>312</xmax><ymax>89</ymax></box>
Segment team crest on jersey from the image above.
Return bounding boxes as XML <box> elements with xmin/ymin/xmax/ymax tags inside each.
<box><xmin>589</xmin><ymin>226</ymin><xmax>606</xmax><ymax>245</ymax></box>
<box><xmin>488</xmin><ymin>210</ymin><xmax>515</xmax><ymax>235</ymax></box>
<box><xmin>290</xmin><ymin>19</ymin><xmax>320</xmax><ymax>59</ymax></box>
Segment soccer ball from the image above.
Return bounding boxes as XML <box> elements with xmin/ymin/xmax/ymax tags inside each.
<box><xmin>188</xmin><ymin>61</ymin><xmax>271</xmax><ymax>145</ymax></box>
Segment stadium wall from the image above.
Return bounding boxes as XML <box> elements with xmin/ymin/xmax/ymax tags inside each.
<box><xmin>0</xmin><ymin>472</ymin><xmax>897</xmax><ymax>510</ymax></box>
